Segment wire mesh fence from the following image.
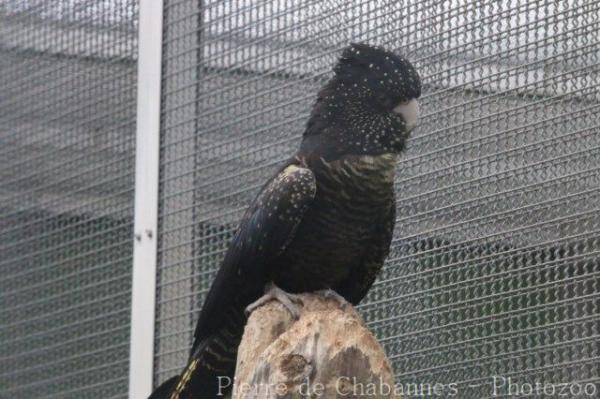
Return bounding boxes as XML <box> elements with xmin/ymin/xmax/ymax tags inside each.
<box><xmin>156</xmin><ymin>0</ymin><xmax>600</xmax><ymax>397</ymax></box>
<box><xmin>1</xmin><ymin>0</ymin><xmax>599</xmax><ymax>398</ymax></box>
<box><xmin>0</xmin><ymin>1</ymin><xmax>138</xmax><ymax>398</ymax></box>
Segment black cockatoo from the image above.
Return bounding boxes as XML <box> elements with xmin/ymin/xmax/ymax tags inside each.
<box><xmin>150</xmin><ymin>43</ymin><xmax>421</xmax><ymax>399</ymax></box>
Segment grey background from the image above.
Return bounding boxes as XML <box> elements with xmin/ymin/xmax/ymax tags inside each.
<box><xmin>0</xmin><ymin>1</ymin><xmax>137</xmax><ymax>398</ymax></box>
<box><xmin>0</xmin><ymin>1</ymin><xmax>598</xmax><ymax>398</ymax></box>
<box><xmin>156</xmin><ymin>1</ymin><xmax>600</xmax><ymax>398</ymax></box>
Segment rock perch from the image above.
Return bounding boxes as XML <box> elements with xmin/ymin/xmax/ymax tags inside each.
<box><xmin>232</xmin><ymin>293</ymin><xmax>397</xmax><ymax>399</ymax></box>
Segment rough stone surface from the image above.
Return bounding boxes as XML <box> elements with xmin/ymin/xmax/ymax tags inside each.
<box><xmin>233</xmin><ymin>294</ymin><xmax>397</xmax><ymax>399</ymax></box>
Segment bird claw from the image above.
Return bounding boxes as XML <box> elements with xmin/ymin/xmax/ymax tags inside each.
<box><xmin>245</xmin><ymin>282</ymin><xmax>304</xmax><ymax>319</ymax></box>
<box><xmin>315</xmin><ymin>289</ymin><xmax>350</xmax><ymax>310</ymax></box>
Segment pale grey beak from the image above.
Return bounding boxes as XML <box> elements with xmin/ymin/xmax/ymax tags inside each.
<box><xmin>393</xmin><ymin>99</ymin><xmax>419</xmax><ymax>131</ymax></box>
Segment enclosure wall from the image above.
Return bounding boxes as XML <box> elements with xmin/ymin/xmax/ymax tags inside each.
<box><xmin>1</xmin><ymin>1</ymin><xmax>599</xmax><ymax>399</ymax></box>
<box><xmin>0</xmin><ymin>2</ymin><xmax>138</xmax><ymax>398</ymax></box>
<box><xmin>155</xmin><ymin>1</ymin><xmax>600</xmax><ymax>397</ymax></box>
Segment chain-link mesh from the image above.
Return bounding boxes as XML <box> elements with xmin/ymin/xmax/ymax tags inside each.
<box><xmin>0</xmin><ymin>2</ymin><xmax>138</xmax><ymax>398</ymax></box>
<box><xmin>156</xmin><ymin>1</ymin><xmax>600</xmax><ymax>396</ymax></box>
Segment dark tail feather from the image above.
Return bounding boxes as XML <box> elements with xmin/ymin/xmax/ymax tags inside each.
<box><xmin>148</xmin><ymin>358</ymin><xmax>232</xmax><ymax>399</ymax></box>
<box><xmin>148</xmin><ymin>376</ymin><xmax>178</xmax><ymax>399</ymax></box>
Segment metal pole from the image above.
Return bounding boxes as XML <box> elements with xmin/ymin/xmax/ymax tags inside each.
<box><xmin>129</xmin><ymin>1</ymin><xmax>163</xmax><ymax>397</ymax></box>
